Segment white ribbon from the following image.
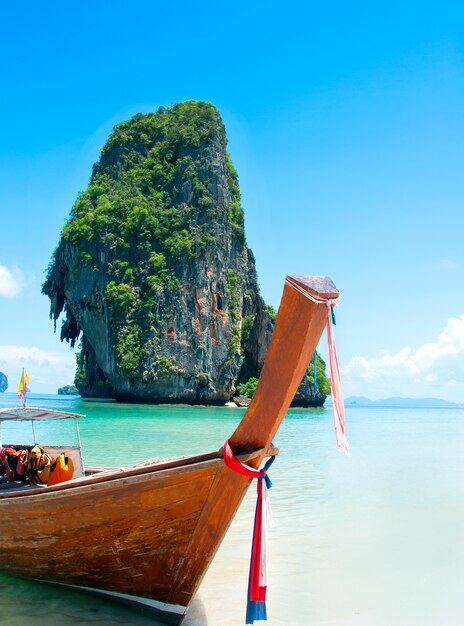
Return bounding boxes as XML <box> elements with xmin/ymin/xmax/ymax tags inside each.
<box><xmin>259</xmin><ymin>479</ymin><xmax>275</xmax><ymax>586</ymax></box>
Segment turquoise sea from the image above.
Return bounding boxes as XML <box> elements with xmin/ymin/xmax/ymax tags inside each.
<box><xmin>0</xmin><ymin>393</ymin><xmax>463</xmax><ymax>626</ymax></box>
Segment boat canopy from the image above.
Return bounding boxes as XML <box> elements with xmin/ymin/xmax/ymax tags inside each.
<box><xmin>0</xmin><ymin>407</ymin><xmax>86</xmax><ymax>421</ymax></box>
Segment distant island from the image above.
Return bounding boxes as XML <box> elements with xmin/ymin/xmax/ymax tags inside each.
<box><xmin>326</xmin><ymin>395</ymin><xmax>464</xmax><ymax>409</ymax></box>
<box><xmin>0</xmin><ymin>372</ymin><xmax>8</xmax><ymax>393</ymax></box>
<box><xmin>57</xmin><ymin>384</ymin><xmax>79</xmax><ymax>395</ymax></box>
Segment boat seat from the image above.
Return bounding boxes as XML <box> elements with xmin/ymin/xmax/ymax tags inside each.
<box><xmin>42</xmin><ymin>446</ymin><xmax>84</xmax><ymax>479</ymax></box>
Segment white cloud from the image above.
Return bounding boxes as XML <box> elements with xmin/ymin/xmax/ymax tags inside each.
<box><xmin>0</xmin><ymin>345</ymin><xmax>75</xmax><ymax>394</ymax></box>
<box><xmin>342</xmin><ymin>313</ymin><xmax>464</xmax><ymax>402</ymax></box>
<box><xmin>0</xmin><ymin>265</ymin><xmax>25</xmax><ymax>298</ymax></box>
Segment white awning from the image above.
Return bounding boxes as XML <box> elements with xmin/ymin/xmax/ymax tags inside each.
<box><xmin>0</xmin><ymin>407</ymin><xmax>86</xmax><ymax>421</ymax></box>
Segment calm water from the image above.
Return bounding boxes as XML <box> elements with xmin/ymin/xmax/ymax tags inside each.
<box><xmin>0</xmin><ymin>393</ymin><xmax>463</xmax><ymax>626</ymax></box>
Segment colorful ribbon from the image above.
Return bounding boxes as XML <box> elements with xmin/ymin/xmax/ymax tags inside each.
<box><xmin>326</xmin><ymin>302</ymin><xmax>350</xmax><ymax>455</ymax></box>
<box><xmin>223</xmin><ymin>439</ymin><xmax>276</xmax><ymax>624</ymax></box>
<box><xmin>285</xmin><ymin>277</ymin><xmax>350</xmax><ymax>456</ymax></box>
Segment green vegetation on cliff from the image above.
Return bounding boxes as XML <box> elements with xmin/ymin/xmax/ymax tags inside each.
<box><xmin>238</xmin><ymin>350</ymin><xmax>330</xmax><ymax>401</ymax></box>
<box><xmin>307</xmin><ymin>352</ymin><xmax>331</xmax><ymax>395</ymax></box>
<box><xmin>58</xmin><ymin>101</ymin><xmax>244</xmax><ymax>273</ymax></box>
<box><xmin>43</xmin><ymin>102</ymin><xmax>247</xmax><ymax>387</ymax></box>
<box><xmin>237</xmin><ymin>376</ymin><xmax>259</xmax><ymax>397</ymax></box>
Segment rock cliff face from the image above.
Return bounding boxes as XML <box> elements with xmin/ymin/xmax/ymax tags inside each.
<box><xmin>43</xmin><ymin>102</ymin><xmax>268</xmax><ymax>403</ymax></box>
<box><xmin>291</xmin><ymin>375</ymin><xmax>328</xmax><ymax>407</ymax></box>
<box><xmin>237</xmin><ymin>307</ymin><xmax>275</xmax><ymax>383</ymax></box>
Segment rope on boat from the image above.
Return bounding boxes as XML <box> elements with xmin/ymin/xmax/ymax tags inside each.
<box><xmin>285</xmin><ymin>276</ymin><xmax>350</xmax><ymax>456</ymax></box>
<box><xmin>223</xmin><ymin>439</ymin><xmax>275</xmax><ymax>625</ymax></box>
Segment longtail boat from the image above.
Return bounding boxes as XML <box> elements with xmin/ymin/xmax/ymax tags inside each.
<box><xmin>0</xmin><ymin>275</ymin><xmax>345</xmax><ymax>624</ymax></box>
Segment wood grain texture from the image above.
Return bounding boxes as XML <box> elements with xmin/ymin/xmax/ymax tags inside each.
<box><xmin>0</xmin><ymin>465</ymin><xmax>217</xmax><ymax>600</ymax></box>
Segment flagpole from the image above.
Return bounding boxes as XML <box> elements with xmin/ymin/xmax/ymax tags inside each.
<box><xmin>18</xmin><ymin>368</ymin><xmax>30</xmax><ymax>408</ymax></box>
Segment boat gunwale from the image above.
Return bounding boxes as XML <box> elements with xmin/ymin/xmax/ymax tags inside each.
<box><xmin>0</xmin><ymin>446</ymin><xmax>270</xmax><ymax>500</ymax></box>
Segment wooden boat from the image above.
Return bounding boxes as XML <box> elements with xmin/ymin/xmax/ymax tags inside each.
<box><xmin>0</xmin><ymin>275</ymin><xmax>339</xmax><ymax>624</ymax></box>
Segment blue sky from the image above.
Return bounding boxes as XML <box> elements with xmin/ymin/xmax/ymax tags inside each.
<box><xmin>1</xmin><ymin>1</ymin><xmax>464</xmax><ymax>398</ymax></box>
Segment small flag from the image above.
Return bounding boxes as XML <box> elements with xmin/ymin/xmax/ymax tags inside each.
<box><xmin>18</xmin><ymin>368</ymin><xmax>31</xmax><ymax>407</ymax></box>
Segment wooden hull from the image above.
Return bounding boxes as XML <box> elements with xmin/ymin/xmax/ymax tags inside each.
<box><xmin>0</xmin><ymin>275</ymin><xmax>339</xmax><ymax>622</ymax></box>
<box><xmin>0</xmin><ymin>452</ymin><xmax>251</xmax><ymax>623</ymax></box>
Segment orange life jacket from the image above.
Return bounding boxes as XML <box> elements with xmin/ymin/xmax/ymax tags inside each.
<box><xmin>26</xmin><ymin>446</ymin><xmax>52</xmax><ymax>485</ymax></box>
<box><xmin>48</xmin><ymin>453</ymin><xmax>74</xmax><ymax>486</ymax></box>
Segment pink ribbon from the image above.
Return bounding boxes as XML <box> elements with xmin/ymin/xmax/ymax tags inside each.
<box><xmin>285</xmin><ymin>277</ymin><xmax>350</xmax><ymax>456</ymax></box>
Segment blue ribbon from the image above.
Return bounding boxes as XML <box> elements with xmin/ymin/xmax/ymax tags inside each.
<box><xmin>259</xmin><ymin>455</ymin><xmax>275</xmax><ymax>489</ymax></box>
<box><xmin>331</xmin><ymin>305</ymin><xmax>336</xmax><ymax>325</ymax></box>
<box><xmin>246</xmin><ymin>600</ymin><xmax>268</xmax><ymax>624</ymax></box>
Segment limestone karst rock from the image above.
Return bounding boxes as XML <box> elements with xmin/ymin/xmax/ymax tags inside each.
<box><xmin>43</xmin><ymin>102</ymin><xmax>268</xmax><ymax>403</ymax></box>
<box><xmin>43</xmin><ymin>101</ymin><xmax>328</xmax><ymax>405</ymax></box>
